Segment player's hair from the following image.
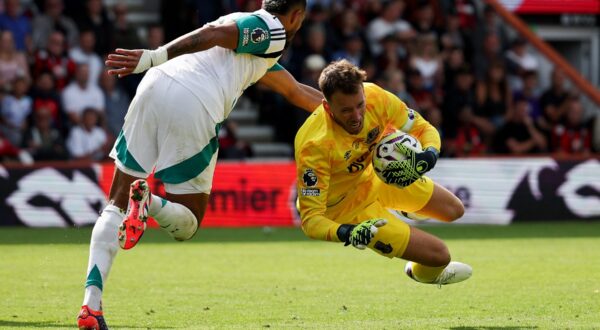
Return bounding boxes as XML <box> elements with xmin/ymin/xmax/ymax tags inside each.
<box><xmin>318</xmin><ymin>59</ymin><xmax>367</xmax><ymax>100</ymax></box>
<box><xmin>263</xmin><ymin>0</ymin><xmax>307</xmax><ymax>15</ymax></box>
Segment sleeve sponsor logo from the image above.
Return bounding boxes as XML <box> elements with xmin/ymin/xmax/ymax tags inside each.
<box><xmin>302</xmin><ymin>168</ymin><xmax>318</xmax><ymax>187</ymax></box>
<box><xmin>251</xmin><ymin>28</ymin><xmax>268</xmax><ymax>43</ymax></box>
<box><xmin>242</xmin><ymin>28</ymin><xmax>250</xmax><ymax>46</ymax></box>
<box><xmin>301</xmin><ymin>188</ymin><xmax>320</xmax><ymax>196</ymax></box>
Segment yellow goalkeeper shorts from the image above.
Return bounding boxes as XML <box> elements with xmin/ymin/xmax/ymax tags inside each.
<box><xmin>324</xmin><ymin>176</ymin><xmax>435</xmax><ymax>258</ymax></box>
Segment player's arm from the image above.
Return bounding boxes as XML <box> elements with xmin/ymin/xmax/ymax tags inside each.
<box><xmin>106</xmin><ymin>22</ymin><xmax>238</xmax><ymax>77</ymax></box>
<box><xmin>295</xmin><ymin>140</ymin><xmax>342</xmax><ymax>241</ymax></box>
<box><xmin>258</xmin><ymin>67</ymin><xmax>323</xmax><ymax>113</ymax></box>
<box><xmin>381</xmin><ymin>88</ymin><xmax>441</xmax><ymax>177</ymax></box>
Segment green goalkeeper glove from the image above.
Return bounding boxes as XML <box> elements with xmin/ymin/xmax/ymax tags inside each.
<box><xmin>381</xmin><ymin>145</ymin><xmax>439</xmax><ymax>187</ymax></box>
<box><xmin>336</xmin><ymin>219</ymin><xmax>388</xmax><ymax>249</ymax></box>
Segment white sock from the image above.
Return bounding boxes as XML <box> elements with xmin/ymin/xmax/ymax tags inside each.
<box><xmin>148</xmin><ymin>195</ymin><xmax>198</xmax><ymax>241</ymax></box>
<box><xmin>83</xmin><ymin>205</ymin><xmax>123</xmax><ymax>310</ymax></box>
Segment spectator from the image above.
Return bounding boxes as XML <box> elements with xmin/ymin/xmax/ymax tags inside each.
<box><xmin>112</xmin><ymin>3</ymin><xmax>143</xmax><ymax>50</ymax></box>
<box><xmin>473</xmin><ymin>31</ymin><xmax>503</xmax><ymax>80</ymax></box>
<box><xmin>66</xmin><ymin>107</ymin><xmax>107</xmax><ymax>160</ymax></box>
<box><xmin>512</xmin><ymin>70</ymin><xmax>541</xmax><ymax>119</ymax></box>
<box><xmin>331</xmin><ymin>9</ymin><xmax>368</xmax><ymax>53</ymax></box>
<box><xmin>69</xmin><ymin>29</ymin><xmax>103</xmax><ymax>87</ymax></box>
<box><xmin>474</xmin><ymin>60</ymin><xmax>511</xmax><ymax>136</ymax></box>
<box><xmin>22</xmin><ymin>106</ymin><xmax>67</xmax><ymax>160</ymax></box>
<box><xmin>410</xmin><ymin>33</ymin><xmax>441</xmax><ymax>90</ymax></box>
<box><xmin>474</xmin><ymin>4</ymin><xmax>511</xmax><ymax>57</ymax></box>
<box><xmin>0</xmin><ymin>30</ymin><xmax>30</xmax><ymax>89</ymax></box>
<box><xmin>377</xmin><ymin>69</ymin><xmax>416</xmax><ymax>109</ymax></box>
<box><xmin>442</xmin><ymin>46</ymin><xmax>466</xmax><ymax>94</ymax></box>
<box><xmin>300</xmin><ymin>54</ymin><xmax>326</xmax><ymax>89</ymax></box>
<box><xmin>439</xmin><ymin>10</ymin><xmax>469</xmax><ymax>54</ymax></box>
<box><xmin>550</xmin><ymin>95</ymin><xmax>593</xmax><ymax>155</ymax></box>
<box><xmin>538</xmin><ymin>68</ymin><xmax>569</xmax><ymax>132</ymax></box>
<box><xmin>288</xmin><ymin>24</ymin><xmax>331</xmax><ymax>78</ymax></box>
<box><xmin>33</xmin><ymin>30</ymin><xmax>76</xmax><ymax>90</ymax></box>
<box><xmin>145</xmin><ymin>24</ymin><xmax>165</xmax><ymax>50</ymax></box>
<box><xmin>30</xmin><ymin>70</ymin><xmax>65</xmax><ymax>130</ymax></box>
<box><xmin>73</xmin><ymin>0</ymin><xmax>113</xmax><ymax>56</ymax></box>
<box><xmin>100</xmin><ymin>70</ymin><xmax>130</xmax><ymax>138</ymax></box>
<box><xmin>61</xmin><ymin>62</ymin><xmax>104</xmax><ymax>126</ymax></box>
<box><xmin>1</xmin><ymin>76</ymin><xmax>32</xmax><ymax>147</ymax></box>
<box><xmin>493</xmin><ymin>96</ymin><xmax>547</xmax><ymax>154</ymax></box>
<box><xmin>443</xmin><ymin>65</ymin><xmax>475</xmax><ymax>136</ymax></box>
<box><xmin>375</xmin><ymin>33</ymin><xmax>407</xmax><ymax>73</ymax></box>
<box><xmin>332</xmin><ymin>32</ymin><xmax>365</xmax><ymax>66</ymax></box>
<box><xmin>366</xmin><ymin>0</ymin><xmax>413</xmax><ymax>56</ymax></box>
<box><xmin>411</xmin><ymin>0</ymin><xmax>442</xmax><ymax>37</ymax></box>
<box><xmin>31</xmin><ymin>0</ymin><xmax>79</xmax><ymax>50</ymax></box>
<box><xmin>0</xmin><ymin>0</ymin><xmax>32</xmax><ymax>52</ymax></box>
<box><xmin>505</xmin><ymin>38</ymin><xmax>539</xmax><ymax>90</ymax></box>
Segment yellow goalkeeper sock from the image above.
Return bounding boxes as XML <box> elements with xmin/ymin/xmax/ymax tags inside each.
<box><xmin>411</xmin><ymin>263</ymin><xmax>447</xmax><ymax>283</ymax></box>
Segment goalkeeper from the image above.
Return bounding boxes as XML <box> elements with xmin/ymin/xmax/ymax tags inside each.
<box><xmin>295</xmin><ymin>60</ymin><xmax>472</xmax><ymax>286</ymax></box>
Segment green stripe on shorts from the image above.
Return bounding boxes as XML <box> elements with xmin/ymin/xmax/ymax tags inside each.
<box><xmin>154</xmin><ymin>122</ymin><xmax>223</xmax><ymax>184</ymax></box>
<box><xmin>115</xmin><ymin>130</ymin><xmax>145</xmax><ymax>173</ymax></box>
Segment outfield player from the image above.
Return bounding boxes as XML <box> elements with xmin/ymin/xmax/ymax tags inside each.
<box><xmin>295</xmin><ymin>60</ymin><xmax>472</xmax><ymax>286</ymax></box>
<box><xmin>77</xmin><ymin>1</ymin><xmax>321</xmax><ymax>329</ymax></box>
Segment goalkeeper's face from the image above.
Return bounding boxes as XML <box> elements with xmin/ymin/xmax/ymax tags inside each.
<box><xmin>324</xmin><ymin>87</ymin><xmax>366</xmax><ymax>135</ymax></box>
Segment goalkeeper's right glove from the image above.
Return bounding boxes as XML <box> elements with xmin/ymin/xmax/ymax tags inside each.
<box><xmin>336</xmin><ymin>218</ymin><xmax>388</xmax><ymax>249</ymax></box>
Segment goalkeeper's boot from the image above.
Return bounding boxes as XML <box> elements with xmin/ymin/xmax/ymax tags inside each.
<box><xmin>405</xmin><ymin>261</ymin><xmax>472</xmax><ymax>286</ymax></box>
<box><xmin>118</xmin><ymin>179</ymin><xmax>150</xmax><ymax>250</ymax></box>
<box><xmin>77</xmin><ymin>305</ymin><xmax>109</xmax><ymax>330</ymax></box>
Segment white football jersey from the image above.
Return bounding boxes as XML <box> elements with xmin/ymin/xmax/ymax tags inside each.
<box><xmin>153</xmin><ymin>9</ymin><xmax>286</xmax><ymax>122</ymax></box>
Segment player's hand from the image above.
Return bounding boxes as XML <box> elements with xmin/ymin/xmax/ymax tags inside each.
<box><xmin>105</xmin><ymin>48</ymin><xmax>144</xmax><ymax>78</ymax></box>
<box><xmin>381</xmin><ymin>145</ymin><xmax>439</xmax><ymax>187</ymax></box>
<box><xmin>337</xmin><ymin>219</ymin><xmax>387</xmax><ymax>249</ymax></box>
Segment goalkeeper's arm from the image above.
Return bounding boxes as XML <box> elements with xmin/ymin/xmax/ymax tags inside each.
<box><xmin>336</xmin><ymin>219</ymin><xmax>387</xmax><ymax>249</ymax></box>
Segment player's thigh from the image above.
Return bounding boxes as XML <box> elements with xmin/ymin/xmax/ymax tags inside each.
<box><xmin>401</xmin><ymin>226</ymin><xmax>450</xmax><ymax>267</ymax></box>
<box><xmin>109</xmin><ymin>70</ymin><xmax>165</xmax><ymax>177</ymax></box>
<box><xmin>416</xmin><ymin>183</ymin><xmax>464</xmax><ymax>222</ymax></box>
<box><xmin>354</xmin><ymin>202</ymin><xmax>411</xmax><ymax>259</ymax></box>
<box><xmin>376</xmin><ymin>175</ymin><xmax>435</xmax><ymax>213</ymax></box>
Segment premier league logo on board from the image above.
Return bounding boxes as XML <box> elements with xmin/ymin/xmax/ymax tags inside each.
<box><xmin>302</xmin><ymin>169</ymin><xmax>318</xmax><ymax>187</ymax></box>
<box><xmin>251</xmin><ymin>28</ymin><xmax>268</xmax><ymax>43</ymax></box>
<box><xmin>365</xmin><ymin>126</ymin><xmax>380</xmax><ymax>144</ymax></box>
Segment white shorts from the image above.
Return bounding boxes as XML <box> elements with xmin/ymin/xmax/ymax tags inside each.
<box><xmin>109</xmin><ymin>69</ymin><xmax>221</xmax><ymax>194</ymax></box>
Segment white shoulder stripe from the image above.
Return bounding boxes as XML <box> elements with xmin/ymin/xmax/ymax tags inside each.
<box><xmin>253</xmin><ymin>9</ymin><xmax>286</xmax><ymax>55</ymax></box>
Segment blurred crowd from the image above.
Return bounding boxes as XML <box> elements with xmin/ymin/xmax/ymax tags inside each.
<box><xmin>0</xmin><ymin>0</ymin><xmax>598</xmax><ymax>165</ymax></box>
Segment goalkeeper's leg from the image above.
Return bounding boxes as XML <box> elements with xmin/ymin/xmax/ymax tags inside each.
<box><xmin>412</xmin><ymin>182</ymin><xmax>464</xmax><ymax>222</ymax></box>
<box><xmin>401</xmin><ymin>226</ymin><xmax>472</xmax><ymax>285</ymax></box>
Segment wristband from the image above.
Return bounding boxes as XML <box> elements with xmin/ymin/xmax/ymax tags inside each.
<box><xmin>133</xmin><ymin>46</ymin><xmax>168</xmax><ymax>74</ymax></box>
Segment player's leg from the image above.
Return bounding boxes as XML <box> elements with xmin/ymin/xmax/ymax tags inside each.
<box><xmin>146</xmin><ymin>191</ymin><xmax>209</xmax><ymax>241</ymax></box>
<box><xmin>79</xmin><ymin>168</ymin><xmax>143</xmax><ymax>329</ymax></box>
<box><xmin>374</xmin><ymin>179</ymin><xmax>471</xmax><ymax>285</ymax></box>
<box><xmin>402</xmin><ymin>227</ymin><xmax>472</xmax><ymax>285</ymax></box>
<box><xmin>412</xmin><ymin>182</ymin><xmax>464</xmax><ymax>222</ymax></box>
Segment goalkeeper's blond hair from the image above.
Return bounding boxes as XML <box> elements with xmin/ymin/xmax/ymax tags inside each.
<box><xmin>318</xmin><ymin>59</ymin><xmax>367</xmax><ymax>100</ymax></box>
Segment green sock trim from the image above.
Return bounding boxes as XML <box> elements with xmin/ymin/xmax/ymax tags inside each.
<box><xmin>85</xmin><ymin>265</ymin><xmax>103</xmax><ymax>291</ymax></box>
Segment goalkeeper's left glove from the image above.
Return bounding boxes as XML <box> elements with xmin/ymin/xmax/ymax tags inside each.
<box><xmin>381</xmin><ymin>146</ymin><xmax>439</xmax><ymax>187</ymax></box>
<box><xmin>336</xmin><ymin>218</ymin><xmax>388</xmax><ymax>249</ymax></box>
<box><xmin>396</xmin><ymin>144</ymin><xmax>439</xmax><ymax>175</ymax></box>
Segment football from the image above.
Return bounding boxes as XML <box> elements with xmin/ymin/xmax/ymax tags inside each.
<box><xmin>372</xmin><ymin>130</ymin><xmax>422</xmax><ymax>181</ymax></box>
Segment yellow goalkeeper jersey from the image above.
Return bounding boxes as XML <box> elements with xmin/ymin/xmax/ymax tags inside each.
<box><xmin>294</xmin><ymin>83</ymin><xmax>440</xmax><ymax>242</ymax></box>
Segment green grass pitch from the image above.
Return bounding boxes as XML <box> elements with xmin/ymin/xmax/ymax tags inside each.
<box><xmin>1</xmin><ymin>222</ymin><xmax>599</xmax><ymax>329</ymax></box>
